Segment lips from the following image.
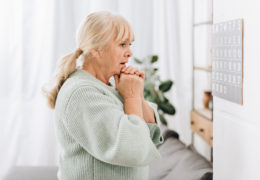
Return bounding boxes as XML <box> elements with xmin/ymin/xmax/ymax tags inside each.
<box><xmin>120</xmin><ymin>62</ymin><xmax>127</xmax><ymax>70</ymax></box>
<box><xmin>120</xmin><ymin>64</ymin><xmax>126</xmax><ymax>68</ymax></box>
<box><xmin>120</xmin><ymin>61</ymin><xmax>128</xmax><ymax>65</ymax></box>
<box><xmin>120</xmin><ymin>61</ymin><xmax>128</xmax><ymax>67</ymax></box>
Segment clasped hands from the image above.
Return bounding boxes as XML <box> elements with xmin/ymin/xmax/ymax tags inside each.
<box><xmin>114</xmin><ymin>66</ymin><xmax>156</xmax><ymax>124</ymax></box>
<box><xmin>114</xmin><ymin>66</ymin><xmax>145</xmax><ymax>100</ymax></box>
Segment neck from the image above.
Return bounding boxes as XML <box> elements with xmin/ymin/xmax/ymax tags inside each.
<box><xmin>82</xmin><ymin>61</ymin><xmax>111</xmax><ymax>85</ymax></box>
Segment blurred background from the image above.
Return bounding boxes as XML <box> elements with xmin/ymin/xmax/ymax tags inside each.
<box><xmin>0</xmin><ymin>0</ymin><xmax>193</xmax><ymax>174</ymax></box>
<box><xmin>1</xmin><ymin>0</ymin><xmax>260</xmax><ymax>180</ymax></box>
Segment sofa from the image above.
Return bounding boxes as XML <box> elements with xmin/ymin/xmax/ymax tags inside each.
<box><xmin>4</xmin><ymin>129</ymin><xmax>213</xmax><ymax>180</ymax></box>
<box><xmin>149</xmin><ymin>128</ymin><xmax>213</xmax><ymax>180</ymax></box>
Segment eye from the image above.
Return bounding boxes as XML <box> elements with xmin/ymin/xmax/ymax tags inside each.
<box><xmin>120</xmin><ymin>43</ymin><xmax>126</xmax><ymax>47</ymax></box>
<box><xmin>120</xmin><ymin>42</ymin><xmax>132</xmax><ymax>47</ymax></box>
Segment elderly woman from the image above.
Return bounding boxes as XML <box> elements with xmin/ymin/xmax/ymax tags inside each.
<box><xmin>44</xmin><ymin>11</ymin><xmax>164</xmax><ymax>180</ymax></box>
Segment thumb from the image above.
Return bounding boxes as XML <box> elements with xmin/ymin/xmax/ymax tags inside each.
<box><xmin>114</xmin><ymin>74</ymin><xmax>119</xmax><ymax>87</ymax></box>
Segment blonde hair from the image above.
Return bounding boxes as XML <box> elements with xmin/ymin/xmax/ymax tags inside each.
<box><xmin>42</xmin><ymin>11</ymin><xmax>135</xmax><ymax>109</ymax></box>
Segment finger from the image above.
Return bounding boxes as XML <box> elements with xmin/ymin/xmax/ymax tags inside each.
<box><xmin>121</xmin><ymin>66</ymin><xmax>130</xmax><ymax>73</ymax></box>
<box><xmin>131</xmin><ymin>68</ymin><xmax>141</xmax><ymax>76</ymax></box>
<box><xmin>121</xmin><ymin>66</ymin><xmax>128</xmax><ymax>72</ymax></box>
<box><xmin>114</xmin><ymin>75</ymin><xmax>119</xmax><ymax>87</ymax></box>
<box><xmin>125</xmin><ymin>66</ymin><xmax>135</xmax><ymax>74</ymax></box>
<box><xmin>139</xmin><ymin>71</ymin><xmax>145</xmax><ymax>79</ymax></box>
<box><xmin>123</xmin><ymin>68</ymin><xmax>141</xmax><ymax>77</ymax></box>
<box><xmin>121</xmin><ymin>71</ymin><xmax>141</xmax><ymax>79</ymax></box>
<box><xmin>129</xmin><ymin>68</ymin><xmax>137</xmax><ymax>74</ymax></box>
<box><xmin>127</xmin><ymin>66</ymin><xmax>140</xmax><ymax>74</ymax></box>
<box><xmin>121</xmin><ymin>66</ymin><xmax>141</xmax><ymax>77</ymax></box>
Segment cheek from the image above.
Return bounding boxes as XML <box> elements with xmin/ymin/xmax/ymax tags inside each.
<box><xmin>112</xmin><ymin>52</ymin><xmax>122</xmax><ymax>64</ymax></box>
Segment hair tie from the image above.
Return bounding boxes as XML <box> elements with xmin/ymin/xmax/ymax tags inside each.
<box><xmin>75</xmin><ymin>48</ymin><xmax>83</xmax><ymax>54</ymax></box>
<box><xmin>74</xmin><ymin>48</ymin><xmax>83</xmax><ymax>58</ymax></box>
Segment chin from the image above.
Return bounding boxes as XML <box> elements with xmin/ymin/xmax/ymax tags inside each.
<box><xmin>113</xmin><ymin>70</ymin><xmax>121</xmax><ymax>76</ymax></box>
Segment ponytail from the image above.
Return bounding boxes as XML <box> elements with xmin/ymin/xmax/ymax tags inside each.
<box><xmin>42</xmin><ymin>48</ymin><xmax>83</xmax><ymax>109</ymax></box>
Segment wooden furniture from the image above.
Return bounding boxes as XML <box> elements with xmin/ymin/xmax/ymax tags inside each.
<box><xmin>191</xmin><ymin>0</ymin><xmax>213</xmax><ymax>162</ymax></box>
<box><xmin>191</xmin><ymin>109</ymin><xmax>213</xmax><ymax>147</ymax></box>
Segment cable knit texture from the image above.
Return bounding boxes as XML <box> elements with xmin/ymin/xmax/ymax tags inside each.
<box><xmin>55</xmin><ymin>69</ymin><xmax>164</xmax><ymax>180</ymax></box>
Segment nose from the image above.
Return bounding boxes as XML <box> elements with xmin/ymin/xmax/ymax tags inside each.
<box><xmin>126</xmin><ymin>48</ymin><xmax>132</xmax><ymax>58</ymax></box>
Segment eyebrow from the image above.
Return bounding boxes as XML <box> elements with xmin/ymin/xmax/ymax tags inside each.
<box><xmin>122</xmin><ymin>39</ymin><xmax>133</xmax><ymax>43</ymax></box>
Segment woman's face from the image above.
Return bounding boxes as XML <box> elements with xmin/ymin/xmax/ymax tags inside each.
<box><xmin>99</xmin><ymin>38</ymin><xmax>133</xmax><ymax>76</ymax></box>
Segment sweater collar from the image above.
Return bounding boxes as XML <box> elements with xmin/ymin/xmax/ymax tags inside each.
<box><xmin>71</xmin><ymin>68</ymin><xmax>116</xmax><ymax>90</ymax></box>
<box><xmin>71</xmin><ymin>68</ymin><xmax>124</xmax><ymax>103</ymax></box>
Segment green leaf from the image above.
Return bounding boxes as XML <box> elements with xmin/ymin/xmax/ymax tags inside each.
<box><xmin>146</xmin><ymin>96</ymin><xmax>153</xmax><ymax>102</ymax></box>
<box><xmin>157</xmin><ymin>91</ymin><xmax>165</xmax><ymax>102</ymax></box>
<box><xmin>159</xmin><ymin>80</ymin><xmax>173</xmax><ymax>92</ymax></box>
<box><xmin>159</xmin><ymin>114</ymin><xmax>168</xmax><ymax>126</ymax></box>
<box><xmin>163</xmin><ymin>96</ymin><xmax>169</xmax><ymax>103</ymax></box>
<box><xmin>143</xmin><ymin>90</ymin><xmax>150</xmax><ymax>97</ymax></box>
<box><xmin>151</xmin><ymin>68</ymin><xmax>158</xmax><ymax>76</ymax></box>
<box><xmin>145</xmin><ymin>83</ymin><xmax>156</xmax><ymax>97</ymax></box>
<box><xmin>151</xmin><ymin>55</ymin><xmax>158</xmax><ymax>63</ymax></box>
<box><xmin>134</xmin><ymin>57</ymin><xmax>142</xmax><ymax>64</ymax></box>
<box><xmin>158</xmin><ymin>102</ymin><xmax>176</xmax><ymax>115</ymax></box>
<box><xmin>138</xmin><ymin>54</ymin><xmax>176</xmax><ymax>127</ymax></box>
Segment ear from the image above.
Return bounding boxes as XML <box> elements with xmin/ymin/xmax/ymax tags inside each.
<box><xmin>89</xmin><ymin>48</ymin><xmax>102</xmax><ymax>58</ymax></box>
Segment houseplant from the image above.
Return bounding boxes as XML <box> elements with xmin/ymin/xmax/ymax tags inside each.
<box><xmin>133</xmin><ymin>55</ymin><xmax>176</xmax><ymax>126</ymax></box>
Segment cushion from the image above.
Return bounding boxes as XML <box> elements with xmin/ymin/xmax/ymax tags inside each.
<box><xmin>149</xmin><ymin>129</ymin><xmax>213</xmax><ymax>180</ymax></box>
<box><xmin>3</xmin><ymin>166</ymin><xmax>58</xmax><ymax>180</ymax></box>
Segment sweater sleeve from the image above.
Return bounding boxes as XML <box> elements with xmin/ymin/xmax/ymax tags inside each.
<box><xmin>63</xmin><ymin>86</ymin><xmax>161</xmax><ymax>167</ymax></box>
<box><xmin>145</xmin><ymin>101</ymin><xmax>164</xmax><ymax>145</ymax></box>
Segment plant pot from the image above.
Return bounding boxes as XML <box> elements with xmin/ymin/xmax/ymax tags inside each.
<box><xmin>203</xmin><ymin>91</ymin><xmax>212</xmax><ymax>109</ymax></box>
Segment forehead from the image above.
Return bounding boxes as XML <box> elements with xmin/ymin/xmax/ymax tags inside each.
<box><xmin>114</xmin><ymin>24</ymin><xmax>134</xmax><ymax>42</ymax></box>
<box><xmin>110</xmin><ymin>37</ymin><xmax>132</xmax><ymax>45</ymax></box>
<box><xmin>118</xmin><ymin>38</ymin><xmax>131</xmax><ymax>43</ymax></box>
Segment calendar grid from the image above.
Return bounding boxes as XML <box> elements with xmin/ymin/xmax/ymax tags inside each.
<box><xmin>212</xmin><ymin>19</ymin><xmax>243</xmax><ymax>104</ymax></box>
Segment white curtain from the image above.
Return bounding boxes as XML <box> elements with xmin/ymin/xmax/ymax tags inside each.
<box><xmin>0</xmin><ymin>0</ymin><xmax>192</xmax><ymax>177</ymax></box>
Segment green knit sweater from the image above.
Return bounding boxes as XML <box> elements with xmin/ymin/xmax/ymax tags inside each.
<box><xmin>55</xmin><ymin>69</ymin><xmax>164</xmax><ymax>180</ymax></box>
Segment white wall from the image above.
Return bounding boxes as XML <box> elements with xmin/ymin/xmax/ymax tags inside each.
<box><xmin>213</xmin><ymin>0</ymin><xmax>260</xmax><ymax>179</ymax></box>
